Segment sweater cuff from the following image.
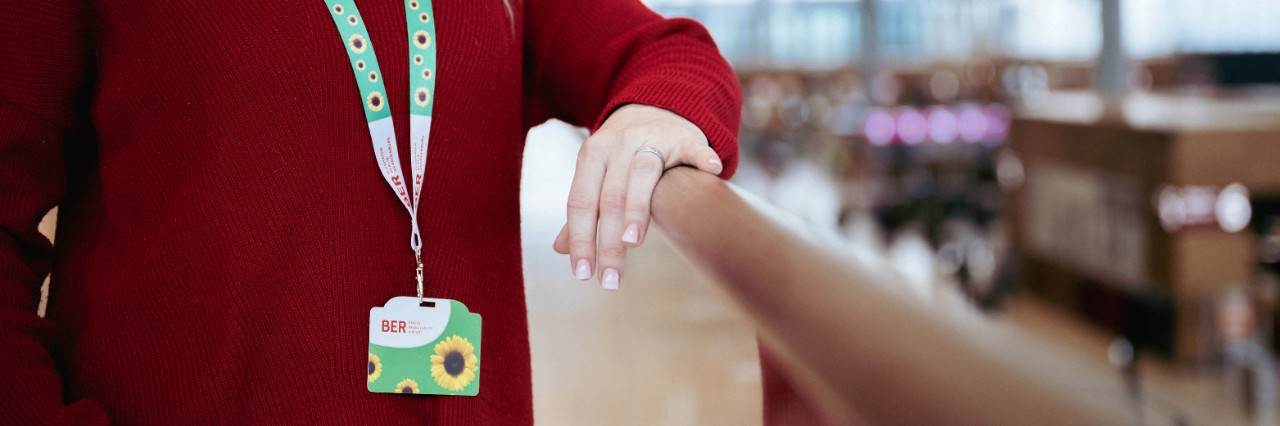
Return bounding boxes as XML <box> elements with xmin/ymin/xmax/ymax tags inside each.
<box><xmin>593</xmin><ymin>76</ymin><xmax>742</xmax><ymax>179</ymax></box>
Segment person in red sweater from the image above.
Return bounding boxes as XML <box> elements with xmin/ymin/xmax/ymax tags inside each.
<box><xmin>0</xmin><ymin>0</ymin><xmax>740</xmax><ymax>424</ymax></box>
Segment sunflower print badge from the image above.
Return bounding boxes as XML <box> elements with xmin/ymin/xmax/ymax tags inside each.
<box><xmin>368</xmin><ymin>298</ymin><xmax>481</xmax><ymax>396</ymax></box>
<box><xmin>430</xmin><ymin>335</ymin><xmax>478</xmax><ymax>391</ymax></box>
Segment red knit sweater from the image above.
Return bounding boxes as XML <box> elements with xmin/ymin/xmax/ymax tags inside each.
<box><xmin>0</xmin><ymin>0</ymin><xmax>740</xmax><ymax>424</ymax></box>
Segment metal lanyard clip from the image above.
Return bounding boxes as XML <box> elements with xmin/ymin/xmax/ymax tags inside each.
<box><xmin>415</xmin><ymin>249</ymin><xmax>425</xmax><ymax>304</ymax></box>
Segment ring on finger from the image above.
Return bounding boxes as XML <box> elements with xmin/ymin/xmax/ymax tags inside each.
<box><xmin>634</xmin><ymin>147</ymin><xmax>666</xmax><ymax>165</ymax></box>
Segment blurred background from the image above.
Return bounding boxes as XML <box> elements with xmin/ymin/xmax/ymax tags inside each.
<box><xmin>515</xmin><ymin>0</ymin><xmax>1280</xmax><ymax>425</ymax></box>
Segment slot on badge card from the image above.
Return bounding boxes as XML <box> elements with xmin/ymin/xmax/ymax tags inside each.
<box><xmin>368</xmin><ymin>297</ymin><xmax>481</xmax><ymax>395</ymax></box>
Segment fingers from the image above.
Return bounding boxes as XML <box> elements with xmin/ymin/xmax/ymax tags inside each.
<box><xmin>553</xmin><ymin>223</ymin><xmax>569</xmax><ymax>254</ymax></box>
<box><xmin>619</xmin><ymin>143</ymin><xmax>719</xmax><ymax>249</ymax></box>
<box><xmin>558</xmin><ymin>102</ymin><xmax>729</xmax><ymax>291</ymax></box>
<box><xmin>621</xmin><ymin>147</ymin><xmax>665</xmax><ymax>248</ymax></box>
<box><xmin>594</xmin><ymin>152</ymin><xmax>632</xmax><ymax>291</ymax></box>
<box><xmin>559</xmin><ymin>140</ymin><xmax>722</xmax><ymax>288</ymax></box>
<box><xmin>565</xmin><ymin>140</ymin><xmax>607</xmax><ymax>281</ymax></box>
<box><xmin>688</xmin><ymin>144</ymin><xmax>724</xmax><ymax>176</ymax></box>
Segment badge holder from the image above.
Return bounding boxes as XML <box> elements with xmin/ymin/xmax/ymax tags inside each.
<box><xmin>368</xmin><ymin>297</ymin><xmax>482</xmax><ymax>395</ymax></box>
<box><xmin>368</xmin><ymin>256</ymin><xmax>482</xmax><ymax>395</ymax></box>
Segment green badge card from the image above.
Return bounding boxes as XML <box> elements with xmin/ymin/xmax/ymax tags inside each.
<box><xmin>368</xmin><ymin>297</ymin><xmax>481</xmax><ymax>395</ymax></box>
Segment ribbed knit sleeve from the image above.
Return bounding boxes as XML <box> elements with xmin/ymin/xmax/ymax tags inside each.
<box><xmin>523</xmin><ymin>0</ymin><xmax>742</xmax><ymax>178</ymax></box>
<box><xmin>0</xmin><ymin>0</ymin><xmax>109</xmax><ymax>423</ymax></box>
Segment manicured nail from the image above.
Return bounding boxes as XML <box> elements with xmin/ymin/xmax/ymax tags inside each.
<box><xmin>709</xmin><ymin>158</ymin><xmax>722</xmax><ymax>167</ymax></box>
<box><xmin>602</xmin><ymin>268</ymin><xmax>619</xmax><ymax>290</ymax></box>
<box><xmin>575</xmin><ymin>259</ymin><xmax>591</xmax><ymax>280</ymax></box>
<box><xmin>622</xmin><ymin>224</ymin><xmax>640</xmax><ymax>244</ymax></box>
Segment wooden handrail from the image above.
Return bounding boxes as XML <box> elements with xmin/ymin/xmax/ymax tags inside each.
<box><xmin>651</xmin><ymin>167</ymin><xmax>1135</xmax><ymax>426</ymax></box>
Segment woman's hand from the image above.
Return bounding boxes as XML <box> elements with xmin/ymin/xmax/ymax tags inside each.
<box><xmin>553</xmin><ymin>104</ymin><xmax>724</xmax><ymax>290</ymax></box>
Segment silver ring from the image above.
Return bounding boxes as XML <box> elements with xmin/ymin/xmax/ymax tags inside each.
<box><xmin>634</xmin><ymin>147</ymin><xmax>666</xmax><ymax>165</ymax></box>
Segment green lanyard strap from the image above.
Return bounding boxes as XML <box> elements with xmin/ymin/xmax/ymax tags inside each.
<box><xmin>323</xmin><ymin>0</ymin><xmax>438</xmax><ymax>255</ymax></box>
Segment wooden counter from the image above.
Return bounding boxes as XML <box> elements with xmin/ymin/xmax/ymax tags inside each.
<box><xmin>1007</xmin><ymin>90</ymin><xmax>1280</xmax><ymax>361</ymax></box>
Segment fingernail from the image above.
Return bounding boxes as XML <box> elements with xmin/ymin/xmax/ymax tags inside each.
<box><xmin>709</xmin><ymin>158</ymin><xmax>722</xmax><ymax>167</ymax></box>
<box><xmin>622</xmin><ymin>224</ymin><xmax>639</xmax><ymax>244</ymax></box>
<box><xmin>575</xmin><ymin>259</ymin><xmax>591</xmax><ymax>280</ymax></box>
<box><xmin>602</xmin><ymin>268</ymin><xmax>619</xmax><ymax>290</ymax></box>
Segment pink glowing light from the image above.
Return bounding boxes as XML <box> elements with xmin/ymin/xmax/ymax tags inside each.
<box><xmin>927</xmin><ymin>106</ymin><xmax>958</xmax><ymax>144</ymax></box>
<box><xmin>863</xmin><ymin>108</ymin><xmax>896</xmax><ymax>146</ymax></box>
<box><xmin>897</xmin><ymin>108</ymin><xmax>928</xmax><ymax>145</ymax></box>
<box><xmin>957</xmin><ymin>104</ymin><xmax>987</xmax><ymax>143</ymax></box>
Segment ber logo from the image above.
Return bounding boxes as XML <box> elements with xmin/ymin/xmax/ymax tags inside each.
<box><xmin>381</xmin><ymin>319</ymin><xmax>408</xmax><ymax>333</ymax></box>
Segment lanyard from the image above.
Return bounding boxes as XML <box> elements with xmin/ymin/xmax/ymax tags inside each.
<box><xmin>325</xmin><ymin>0</ymin><xmax>438</xmax><ymax>298</ymax></box>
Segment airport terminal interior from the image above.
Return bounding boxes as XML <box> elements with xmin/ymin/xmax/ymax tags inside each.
<box><xmin>35</xmin><ymin>0</ymin><xmax>1280</xmax><ymax>424</ymax></box>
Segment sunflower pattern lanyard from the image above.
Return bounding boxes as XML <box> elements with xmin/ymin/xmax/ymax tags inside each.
<box><xmin>324</xmin><ymin>0</ymin><xmax>482</xmax><ymax>396</ymax></box>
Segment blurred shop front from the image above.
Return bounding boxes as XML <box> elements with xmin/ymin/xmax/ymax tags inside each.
<box><xmin>640</xmin><ymin>0</ymin><xmax>1280</xmax><ymax>423</ymax></box>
